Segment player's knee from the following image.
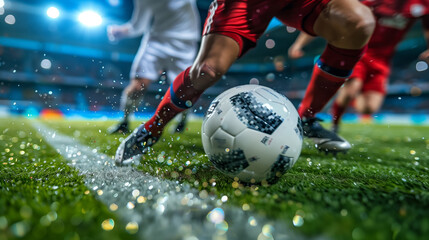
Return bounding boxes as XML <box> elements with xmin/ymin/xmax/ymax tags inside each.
<box><xmin>343</xmin><ymin>87</ymin><xmax>359</xmax><ymax>100</ymax></box>
<box><xmin>361</xmin><ymin>104</ymin><xmax>377</xmax><ymax>114</ymax></box>
<box><xmin>126</xmin><ymin>85</ymin><xmax>143</xmax><ymax>99</ymax></box>
<box><xmin>347</xmin><ymin>6</ymin><xmax>375</xmax><ymax>44</ymax></box>
<box><xmin>190</xmin><ymin>62</ymin><xmax>224</xmax><ymax>89</ymax></box>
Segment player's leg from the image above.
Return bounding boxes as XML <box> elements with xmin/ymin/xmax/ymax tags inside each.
<box><xmin>144</xmin><ymin>34</ymin><xmax>239</xmax><ymax>136</ymax></box>
<box><xmin>108</xmin><ymin>77</ymin><xmax>151</xmax><ymax>134</ymax></box>
<box><xmin>115</xmin><ymin>34</ymin><xmax>240</xmax><ymax>165</ymax></box>
<box><xmin>298</xmin><ymin>0</ymin><xmax>375</xmax><ymax>152</ymax></box>
<box><xmin>354</xmin><ymin>60</ymin><xmax>389</xmax><ymax>115</ymax></box>
<box><xmin>331</xmin><ymin>77</ymin><xmax>363</xmax><ymax>133</ymax></box>
<box><xmin>109</xmin><ymin>34</ymin><xmax>158</xmax><ymax>134</ymax></box>
<box><xmin>166</xmin><ymin>39</ymin><xmax>200</xmax><ymax>134</ymax></box>
<box><xmin>354</xmin><ymin>91</ymin><xmax>384</xmax><ymax>114</ymax></box>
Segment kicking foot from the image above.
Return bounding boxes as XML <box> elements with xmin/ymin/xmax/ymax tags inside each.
<box><xmin>302</xmin><ymin>117</ymin><xmax>351</xmax><ymax>153</ymax></box>
<box><xmin>107</xmin><ymin>121</ymin><xmax>129</xmax><ymax>135</ymax></box>
<box><xmin>115</xmin><ymin>124</ymin><xmax>158</xmax><ymax>165</ymax></box>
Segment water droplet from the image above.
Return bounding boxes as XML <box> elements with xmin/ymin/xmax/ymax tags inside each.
<box><xmin>242</xmin><ymin>203</ymin><xmax>250</xmax><ymax>211</ymax></box>
<box><xmin>248</xmin><ymin>216</ymin><xmax>257</xmax><ymax>226</ymax></box>
<box><xmin>137</xmin><ymin>196</ymin><xmax>146</xmax><ymax>203</ymax></box>
<box><xmin>132</xmin><ymin>189</ymin><xmax>140</xmax><ymax>198</ymax></box>
<box><xmin>109</xmin><ymin>203</ymin><xmax>118</xmax><ymax>211</ymax></box>
<box><xmin>125</xmin><ymin>222</ymin><xmax>139</xmax><ymax>234</ymax></box>
<box><xmin>207</xmin><ymin>208</ymin><xmax>225</xmax><ymax>224</ymax></box>
<box><xmin>101</xmin><ymin>219</ymin><xmax>115</xmax><ymax>231</ymax></box>
<box><xmin>292</xmin><ymin>215</ymin><xmax>304</xmax><ymax>227</ymax></box>
<box><xmin>126</xmin><ymin>202</ymin><xmax>135</xmax><ymax>209</ymax></box>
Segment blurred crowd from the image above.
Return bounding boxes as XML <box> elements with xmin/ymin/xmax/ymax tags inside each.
<box><xmin>1</xmin><ymin>45</ymin><xmax>428</xmax><ymax>115</ymax></box>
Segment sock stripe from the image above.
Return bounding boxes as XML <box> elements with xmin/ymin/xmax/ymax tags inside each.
<box><xmin>316</xmin><ymin>59</ymin><xmax>352</xmax><ymax>78</ymax></box>
<box><xmin>169</xmin><ymin>84</ymin><xmax>191</xmax><ymax>109</ymax></box>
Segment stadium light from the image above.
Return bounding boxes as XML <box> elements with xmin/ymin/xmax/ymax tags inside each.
<box><xmin>46</xmin><ymin>7</ymin><xmax>60</xmax><ymax>19</ymax></box>
<box><xmin>0</xmin><ymin>0</ymin><xmax>4</xmax><ymax>8</ymax></box>
<box><xmin>78</xmin><ymin>10</ymin><xmax>102</xmax><ymax>27</ymax></box>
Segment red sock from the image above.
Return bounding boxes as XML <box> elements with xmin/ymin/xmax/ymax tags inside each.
<box><xmin>298</xmin><ymin>66</ymin><xmax>345</xmax><ymax>118</ymax></box>
<box><xmin>332</xmin><ymin>101</ymin><xmax>347</xmax><ymax>126</ymax></box>
<box><xmin>144</xmin><ymin>67</ymin><xmax>203</xmax><ymax>136</ymax></box>
<box><xmin>298</xmin><ymin>44</ymin><xmax>367</xmax><ymax>119</ymax></box>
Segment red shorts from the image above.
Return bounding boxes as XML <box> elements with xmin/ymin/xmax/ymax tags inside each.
<box><xmin>349</xmin><ymin>54</ymin><xmax>391</xmax><ymax>94</ymax></box>
<box><xmin>203</xmin><ymin>0</ymin><xmax>331</xmax><ymax>56</ymax></box>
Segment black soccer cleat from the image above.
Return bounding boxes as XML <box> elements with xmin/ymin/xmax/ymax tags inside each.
<box><xmin>331</xmin><ymin>124</ymin><xmax>340</xmax><ymax>134</ymax></box>
<box><xmin>114</xmin><ymin>124</ymin><xmax>157</xmax><ymax>166</ymax></box>
<box><xmin>174</xmin><ymin>119</ymin><xmax>187</xmax><ymax>133</ymax></box>
<box><xmin>302</xmin><ymin>117</ymin><xmax>351</xmax><ymax>153</ymax></box>
<box><xmin>107</xmin><ymin>121</ymin><xmax>129</xmax><ymax>135</ymax></box>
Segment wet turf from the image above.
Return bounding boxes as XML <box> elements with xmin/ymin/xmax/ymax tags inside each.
<box><xmin>2</xmin><ymin>117</ymin><xmax>429</xmax><ymax>239</ymax></box>
<box><xmin>0</xmin><ymin>119</ymin><xmax>128</xmax><ymax>240</ymax></box>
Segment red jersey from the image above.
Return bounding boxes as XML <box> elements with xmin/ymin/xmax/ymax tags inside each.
<box><xmin>363</xmin><ymin>0</ymin><xmax>429</xmax><ymax>62</ymax></box>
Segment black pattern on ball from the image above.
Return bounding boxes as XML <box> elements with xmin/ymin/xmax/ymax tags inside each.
<box><xmin>209</xmin><ymin>149</ymin><xmax>249</xmax><ymax>175</ymax></box>
<box><xmin>297</xmin><ymin>117</ymin><xmax>303</xmax><ymax>140</ymax></box>
<box><xmin>266</xmin><ymin>155</ymin><xmax>293</xmax><ymax>184</ymax></box>
<box><xmin>230</xmin><ymin>92</ymin><xmax>284</xmax><ymax>135</ymax></box>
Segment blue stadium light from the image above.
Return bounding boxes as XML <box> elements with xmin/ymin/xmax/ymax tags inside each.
<box><xmin>78</xmin><ymin>10</ymin><xmax>102</xmax><ymax>27</ymax></box>
<box><xmin>46</xmin><ymin>7</ymin><xmax>60</xmax><ymax>19</ymax></box>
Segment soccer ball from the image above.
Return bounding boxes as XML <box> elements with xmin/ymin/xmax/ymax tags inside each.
<box><xmin>201</xmin><ymin>84</ymin><xmax>303</xmax><ymax>184</ymax></box>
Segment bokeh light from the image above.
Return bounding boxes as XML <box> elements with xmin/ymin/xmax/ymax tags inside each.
<box><xmin>286</xmin><ymin>26</ymin><xmax>296</xmax><ymax>33</ymax></box>
<box><xmin>46</xmin><ymin>7</ymin><xmax>60</xmax><ymax>19</ymax></box>
<box><xmin>5</xmin><ymin>14</ymin><xmax>15</xmax><ymax>24</ymax></box>
<box><xmin>265</xmin><ymin>39</ymin><xmax>275</xmax><ymax>49</ymax></box>
<box><xmin>249</xmin><ymin>78</ymin><xmax>259</xmax><ymax>85</ymax></box>
<box><xmin>40</xmin><ymin>59</ymin><xmax>52</xmax><ymax>69</ymax></box>
<box><xmin>416</xmin><ymin>61</ymin><xmax>428</xmax><ymax>72</ymax></box>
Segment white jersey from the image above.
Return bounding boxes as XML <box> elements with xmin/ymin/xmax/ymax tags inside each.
<box><xmin>126</xmin><ymin>0</ymin><xmax>201</xmax><ymax>41</ymax></box>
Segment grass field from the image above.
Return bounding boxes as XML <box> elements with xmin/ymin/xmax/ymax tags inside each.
<box><xmin>1</xmin><ymin>117</ymin><xmax>429</xmax><ymax>240</ymax></box>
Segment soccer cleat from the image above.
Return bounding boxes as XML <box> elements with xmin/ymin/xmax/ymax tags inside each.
<box><xmin>107</xmin><ymin>121</ymin><xmax>129</xmax><ymax>135</ymax></box>
<box><xmin>331</xmin><ymin>124</ymin><xmax>339</xmax><ymax>134</ymax></box>
<box><xmin>302</xmin><ymin>117</ymin><xmax>351</xmax><ymax>153</ymax></box>
<box><xmin>114</xmin><ymin>124</ymin><xmax>157</xmax><ymax>166</ymax></box>
<box><xmin>174</xmin><ymin>119</ymin><xmax>187</xmax><ymax>133</ymax></box>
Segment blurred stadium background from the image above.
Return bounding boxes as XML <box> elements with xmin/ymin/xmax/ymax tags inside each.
<box><xmin>1</xmin><ymin>0</ymin><xmax>428</xmax><ymax>124</ymax></box>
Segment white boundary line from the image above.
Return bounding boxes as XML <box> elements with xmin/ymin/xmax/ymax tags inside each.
<box><xmin>32</xmin><ymin>122</ymin><xmax>309</xmax><ymax>240</ymax></box>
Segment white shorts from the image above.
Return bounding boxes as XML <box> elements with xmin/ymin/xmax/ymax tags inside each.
<box><xmin>130</xmin><ymin>34</ymin><xmax>198</xmax><ymax>84</ymax></box>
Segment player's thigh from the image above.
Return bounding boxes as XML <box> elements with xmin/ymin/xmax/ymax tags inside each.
<box><xmin>313</xmin><ymin>0</ymin><xmax>374</xmax><ymax>48</ymax></box>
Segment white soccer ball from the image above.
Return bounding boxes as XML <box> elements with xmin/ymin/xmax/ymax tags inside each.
<box><xmin>201</xmin><ymin>84</ymin><xmax>303</xmax><ymax>184</ymax></box>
